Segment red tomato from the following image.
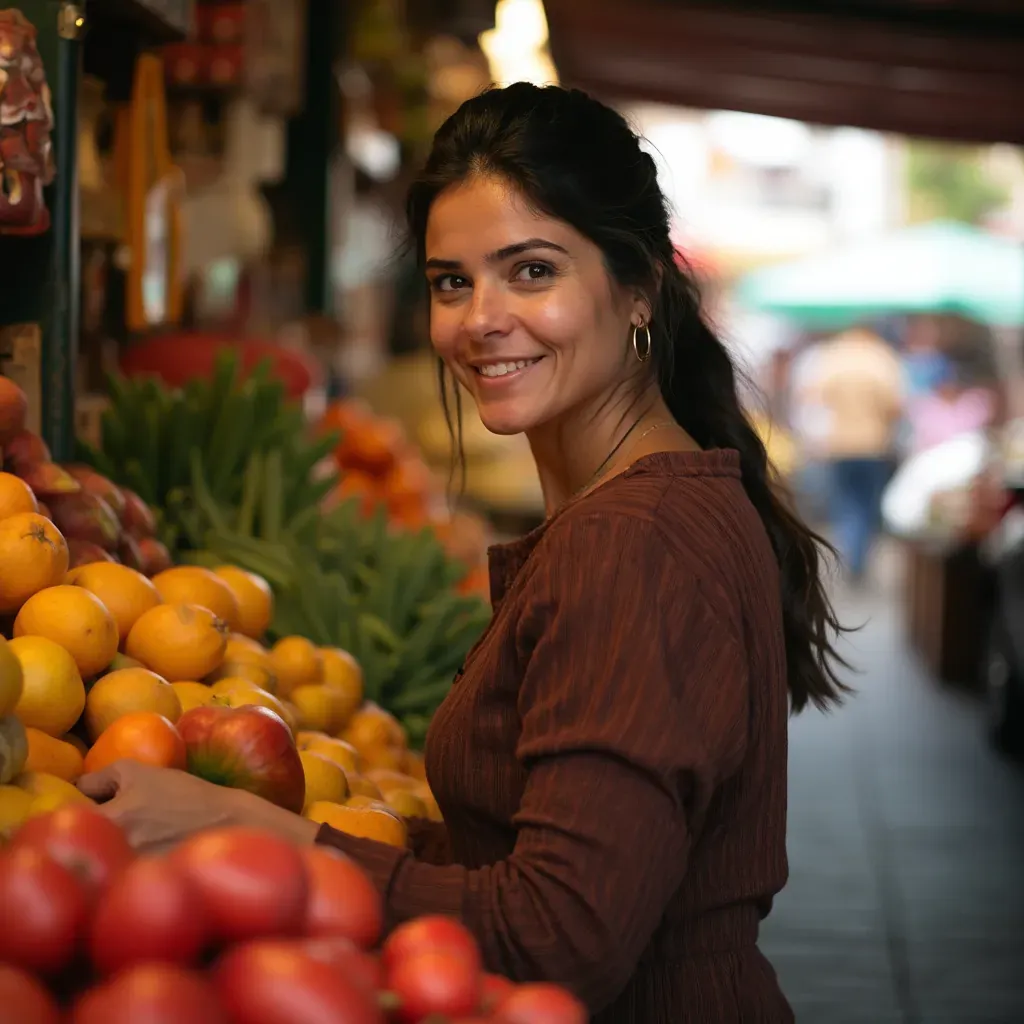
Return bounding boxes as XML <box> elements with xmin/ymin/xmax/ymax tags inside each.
<box><xmin>493</xmin><ymin>983</ymin><xmax>588</xmax><ymax>1024</ymax></box>
<box><xmin>382</xmin><ymin>915</ymin><xmax>481</xmax><ymax>975</ymax></box>
<box><xmin>71</xmin><ymin>964</ymin><xmax>227</xmax><ymax>1024</ymax></box>
<box><xmin>301</xmin><ymin>847</ymin><xmax>384</xmax><ymax>948</ymax></box>
<box><xmin>481</xmin><ymin>973</ymin><xmax>516</xmax><ymax>1010</ymax></box>
<box><xmin>0</xmin><ymin>965</ymin><xmax>62</xmax><ymax>1024</ymax></box>
<box><xmin>170</xmin><ymin>827</ymin><xmax>307</xmax><ymax>942</ymax></box>
<box><xmin>389</xmin><ymin>950</ymin><xmax>482</xmax><ymax>1023</ymax></box>
<box><xmin>299</xmin><ymin>937</ymin><xmax>385</xmax><ymax>993</ymax></box>
<box><xmin>214</xmin><ymin>940</ymin><xmax>384</xmax><ymax>1024</ymax></box>
<box><xmin>89</xmin><ymin>855</ymin><xmax>210</xmax><ymax>976</ymax></box>
<box><xmin>0</xmin><ymin>847</ymin><xmax>89</xmax><ymax>974</ymax></box>
<box><xmin>9</xmin><ymin>806</ymin><xmax>134</xmax><ymax>901</ymax></box>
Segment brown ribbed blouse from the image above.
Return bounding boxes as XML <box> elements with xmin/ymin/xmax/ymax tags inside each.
<box><xmin>316</xmin><ymin>450</ymin><xmax>795</xmax><ymax>1022</ymax></box>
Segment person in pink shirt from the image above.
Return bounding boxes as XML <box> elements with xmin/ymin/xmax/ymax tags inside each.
<box><xmin>908</xmin><ymin>361</ymin><xmax>996</xmax><ymax>455</ymax></box>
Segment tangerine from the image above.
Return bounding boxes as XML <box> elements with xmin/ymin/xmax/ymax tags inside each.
<box><xmin>14</xmin><ymin>770</ymin><xmax>94</xmax><ymax>816</ymax></box>
<box><xmin>84</xmin><ymin>667</ymin><xmax>182</xmax><ymax>741</ymax></box>
<box><xmin>65</xmin><ymin>562</ymin><xmax>161</xmax><ymax>645</ymax></box>
<box><xmin>171</xmin><ymin>681</ymin><xmax>214</xmax><ymax>713</ymax></box>
<box><xmin>0</xmin><ymin>471</ymin><xmax>38</xmax><ymax>519</ymax></box>
<box><xmin>319</xmin><ymin>648</ymin><xmax>364</xmax><ymax>724</ymax></box>
<box><xmin>213</xmin><ymin>566</ymin><xmax>274</xmax><ymax>640</ymax></box>
<box><xmin>270</xmin><ymin>636</ymin><xmax>322</xmax><ymax>696</ymax></box>
<box><xmin>290</xmin><ymin>683</ymin><xmax>346</xmax><ymax>735</ymax></box>
<box><xmin>125</xmin><ymin>603</ymin><xmax>228</xmax><ymax>682</ymax></box>
<box><xmin>296</xmin><ymin>733</ymin><xmax>362</xmax><ymax>776</ymax></box>
<box><xmin>23</xmin><ymin>728</ymin><xmax>84</xmax><ymax>783</ymax></box>
<box><xmin>14</xmin><ymin>585</ymin><xmax>119</xmax><ymax>678</ymax></box>
<box><xmin>151</xmin><ymin>567</ymin><xmax>240</xmax><ymax>631</ymax></box>
<box><xmin>0</xmin><ymin>513</ymin><xmax>69</xmax><ymax>613</ymax></box>
<box><xmin>0</xmin><ymin>636</ymin><xmax>24</xmax><ymax>717</ymax></box>
<box><xmin>8</xmin><ymin>636</ymin><xmax>86</xmax><ymax>737</ymax></box>
<box><xmin>83</xmin><ymin>712</ymin><xmax>186</xmax><ymax>773</ymax></box>
<box><xmin>299</xmin><ymin>751</ymin><xmax>350</xmax><ymax>812</ymax></box>
<box><xmin>0</xmin><ymin>783</ymin><xmax>32</xmax><ymax>837</ymax></box>
<box><xmin>305</xmin><ymin>800</ymin><xmax>407</xmax><ymax>847</ymax></box>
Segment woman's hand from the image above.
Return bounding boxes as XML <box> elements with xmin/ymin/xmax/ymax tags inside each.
<box><xmin>78</xmin><ymin>760</ymin><xmax>319</xmax><ymax>854</ymax></box>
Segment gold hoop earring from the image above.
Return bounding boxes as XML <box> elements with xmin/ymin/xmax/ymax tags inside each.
<box><xmin>632</xmin><ymin>321</ymin><xmax>652</xmax><ymax>363</ymax></box>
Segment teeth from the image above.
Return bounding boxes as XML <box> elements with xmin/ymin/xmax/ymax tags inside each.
<box><xmin>478</xmin><ymin>359</ymin><xmax>538</xmax><ymax>377</ymax></box>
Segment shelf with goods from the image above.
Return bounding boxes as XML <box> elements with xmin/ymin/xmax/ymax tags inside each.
<box><xmin>0</xmin><ymin>389</ymin><xmax>586</xmax><ymax>1024</ymax></box>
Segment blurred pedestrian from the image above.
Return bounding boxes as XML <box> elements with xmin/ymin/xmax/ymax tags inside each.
<box><xmin>803</xmin><ymin>326</ymin><xmax>904</xmax><ymax>581</ymax></box>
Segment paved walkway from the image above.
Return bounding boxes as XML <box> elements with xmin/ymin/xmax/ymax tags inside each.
<box><xmin>760</xmin><ymin>548</ymin><xmax>1024</xmax><ymax>1023</ymax></box>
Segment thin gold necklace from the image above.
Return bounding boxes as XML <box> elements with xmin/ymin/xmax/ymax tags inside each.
<box><xmin>569</xmin><ymin>419</ymin><xmax>675</xmax><ymax>505</ymax></box>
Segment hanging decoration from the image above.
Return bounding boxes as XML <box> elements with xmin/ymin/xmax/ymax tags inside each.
<box><xmin>0</xmin><ymin>7</ymin><xmax>55</xmax><ymax>236</ymax></box>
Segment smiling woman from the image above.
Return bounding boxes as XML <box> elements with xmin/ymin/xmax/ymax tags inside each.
<box><xmin>76</xmin><ymin>84</ymin><xmax>849</xmax><ymax>1024</ymax></box>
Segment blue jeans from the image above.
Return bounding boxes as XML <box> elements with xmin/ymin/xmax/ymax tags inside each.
<box><xmin>829</xmin><ymin>457</ymin><xmax>891</xmax><ymax>578</ymax></box>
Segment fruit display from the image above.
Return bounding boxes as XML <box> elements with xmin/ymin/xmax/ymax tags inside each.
<box><xmin>0</xmin><ymin>807</ymin><xmax>588</xmax><ymax>1023</ymax></box>
<box><xmin>66</xmin><ymin>360</ymin><xmax>491</xmax><ymax>741</ymax></box>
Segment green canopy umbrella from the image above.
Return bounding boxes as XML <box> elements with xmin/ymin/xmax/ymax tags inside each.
<box><xmin>734</xmin><ymin>220</ymin><xmax>1024</xmax><ymax>327</ymax></box>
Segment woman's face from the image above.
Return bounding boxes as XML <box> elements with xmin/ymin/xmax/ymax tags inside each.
<box><xmin>425</xmin><ymin>175</ymin><xmax>646</xmax><ymax>437</ymax></box>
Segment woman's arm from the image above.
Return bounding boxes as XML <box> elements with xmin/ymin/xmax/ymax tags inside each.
<box><xmin>316</xmin><ymin>513</ymin><xmax>750</xmax><ymax>1014</ymax></box>
<box><xmin>404</xmin><ymin>817</ymin><xmax>452</xmax><ymax>866</ymax></box>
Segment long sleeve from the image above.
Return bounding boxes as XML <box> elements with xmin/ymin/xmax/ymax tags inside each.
<box><xmin>404</xmin><ymin>817</ymin><xmax>452</xmax><ymax>866</ymax></box>
<box><xmin>316</xmin><ymin>513</ymin><xmax>750</xmax><ymax>1013</ymax></box>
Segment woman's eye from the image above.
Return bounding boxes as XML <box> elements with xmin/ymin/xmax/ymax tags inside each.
<box><xmin>514</xmin><ymin>262</ymin><xmax>553</xmax><ymax>283</ymax></box>
<box><xmin>432</xmin><ymin>274</ymin><xmax>468</xmax><ymax>293</ymax></box>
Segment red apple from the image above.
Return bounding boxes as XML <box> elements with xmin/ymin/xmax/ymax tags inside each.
<box><xmin>19</xmin><ymin>461</ymin><xmax>81</xmax><ymax>498</ymax></box>
<box><xmin>3</xmin><ymin>429</ymin><xmax>50</xmax><ymax>471</ymax></box>
<box><xmin>177</xmin><ymin>705</ymin><xmax>305</xmax><ymax>813</ymax></box>
<box><xmin>0</xmin><ymin>377</ymin><xmax>28</xmax><ymax>446</ymax></box>
<box><xmin>117</xmin><ymin>534</ymin><xmax>144</xmax><ymax>571</ymax></box>
<box><xmin>68</xmin><ymin>538</ymin><xmax>118</xmax><ymax>568</ymax></box>
<box><xmin>62</xmin><ymin>465</ymin><xmax>127</xmax><ymax>520</ymax></box>
<box><xmin>137</xmin><ymin>536</ymin><xmax>172</xmax><ymax>576</ymax></box>
<box><xmin>119</xmin><ymin>488</ymin><xmax>157</xmax><ymax>538</ymax></box>
<box><xmin>46</xmin><ymin>492</ymin><xmax>121</xmax><ymax>551</ymax></box>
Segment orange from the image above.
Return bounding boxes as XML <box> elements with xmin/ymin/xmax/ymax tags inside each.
<box><xmin>365</xmin><ymin>768</ymin><xmax>419</xmax><ymax>795</ymax></box>
<box><xmin>0</xmin><ymin>714</ymin><xmax>28</xmax><ymax>784</ymax></box>
<box><xmin>14</xmin><ymin>585</ymin><xmax>119</xmax><ymax>678</ymax></box>
<box><xmin>8</xmin><ymin>636</ymin><xmax>86</xmax><ymax>737</ymax></box>
<box><xmin>383</xmin><ymin>788</ymin><xmax>428</xmax><ymax>819</ymax></box>
<box><xmin>83</xmin><ymin>712</ymin><xmax>186</xmax><ymax>773</ymax></box>
<box><xmin>209</xmin><ymin>680</ymin><xmax>294</xmax><ymax>728</ymax></box>
<box><xmin>206</xmin><ymin>659</ymin><xmax>279</xmax><ymax>694</ymax></box>
<box><xmin>84</xmin><ymin>667</ymin><xmax>182</xmax><ymax>741</ymax></box>
<box><xmin>299</xmin><ymin>751</ymin><xmax>350</xmax><ymax>811</ymax></box>
<box><xmin>0</xmin><ymin>472</ymin><xmax>38</xmax><ymax>519</ymax></box>
<box><xmin>0</xmin><ymin>784</ymin><xmax>33</xmax><ymax>838</ymax></box>
<box><xmin>290</xmin><ymin>683</ymin><xmax>346</xmax><ymax>735</ymax></box>
<box><xmin>14</xmin><ymin>771</ymin><xmax>94</xmax><ymax>817</ymax></box>
<box><xmin>65</xmin><ymin>562</ymin><xmax>161</xmax><ymax>645</ymax></box>
<box><xmin>342</xmin><ymin>703</ymin><xmax>406</xmax><ymax>752</ymax></box>
<box><xmin>0</xmin><ymin>636</ymin><xmax>24</xmax><ymax>717</ymax></box>
<box><xmin>0</xmin><ymin>513</ymin><xmax>69</xmax><ymax>614</ymax></box>
<box><xmin>23</xmin><ymin>727</ymin><xmax>84</xmax><ymax>782</ymax></box>
<box><xmin>171</xmin><ymin>681</ymin><xmax>214</xmax><ymax>713</ymax></box>
<box><xmin>296</xmin><ymin>732</ymin><xmax>362</xmax><ymax>775</ymax></box>
<box><xmin>151</xmin><ymin>567</ymin><xmax>240</xmax><ymax>631</ymax></box>
<box><xmin>61</xmin><ymin>733</ymin><xmax>89</xmax><ymax>757</ymax></box>
<box><xmin>304</xmin><ymin>799</ymin><xmax>408</xmax><ymax>847</ymax></box>
<box><xmin>346</xmin><ymin>774</ymin><xmax>384</xmax><ymax>801</ymax></box>
<box><xmin>269</xmin><ymin>636</ymin><xmax>322</xmax><ymax>696</ymax></box>
<box><xmin>125</xmin><ymin>603</ymin><xmax>228</xmax><ymax>682</ymax></box>
<box><xmin>319</xmin><ymin>647</ymin><xmax>364</xmax><ymax>724</ymax></box>
<box><xmin>402</xmin><ymin>749</ymin><xmax>427</xmax><ymax>782</ymax></box>
<box><xmin>224</xmin><ymin>633</ymin><xmax>272</xmax><ymax>664</ymax></box>
<box><xmin>415</xmin><ymin>783</ymin><xmax>444</xmax><ymax>823</ymax></box>
<box><xmin>213</xmin><ymin>566</ymin><xmax>273</xmax><ymax>640</ymax></box>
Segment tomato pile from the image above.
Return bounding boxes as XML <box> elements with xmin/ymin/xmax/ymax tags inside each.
<box><xmin>0</xmin><ymin>806</ymin><xmax>587</xmax><ymax>1024</ymax></box>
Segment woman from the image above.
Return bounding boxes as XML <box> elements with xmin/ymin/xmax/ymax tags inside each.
<box><xmin>78</xmin><ymin>84</ymin><xmax>848</xmax><ymax>1022</ymax></box>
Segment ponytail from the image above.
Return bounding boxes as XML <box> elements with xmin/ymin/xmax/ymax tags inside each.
<box><xmin>654</xmin><ymin>262</ymin><xmax>851</xmax><ymax>713</ymax></box>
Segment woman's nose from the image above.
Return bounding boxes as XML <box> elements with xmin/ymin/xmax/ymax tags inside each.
<box><xmin>464</xmin><ymin>281</ymin><xmax>513</xmax><ymax>340</ymax></box>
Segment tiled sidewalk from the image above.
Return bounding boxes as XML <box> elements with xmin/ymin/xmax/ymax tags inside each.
<box><xmin>760</xmin><ymin>562</ymin><xmax>1024</xmax><ymax>1023</ymax></box>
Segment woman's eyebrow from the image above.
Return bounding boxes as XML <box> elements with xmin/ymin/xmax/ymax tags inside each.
<box><xmin>425</xmin><ymin>237</ymin><xmax>569</xmax><ymax>272</ymax></box>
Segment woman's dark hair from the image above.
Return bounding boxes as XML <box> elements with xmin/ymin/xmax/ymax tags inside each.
<box><xmin>406</xmin><ymin>83</ymin><xmax>850</xmax><ymax>712</ymax></box>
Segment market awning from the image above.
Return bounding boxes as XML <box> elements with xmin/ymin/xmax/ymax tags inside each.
<box><xmin>544</xmin><ymin>1</ymin><xmax>1024</xmax><ymax>145</ymax></box>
